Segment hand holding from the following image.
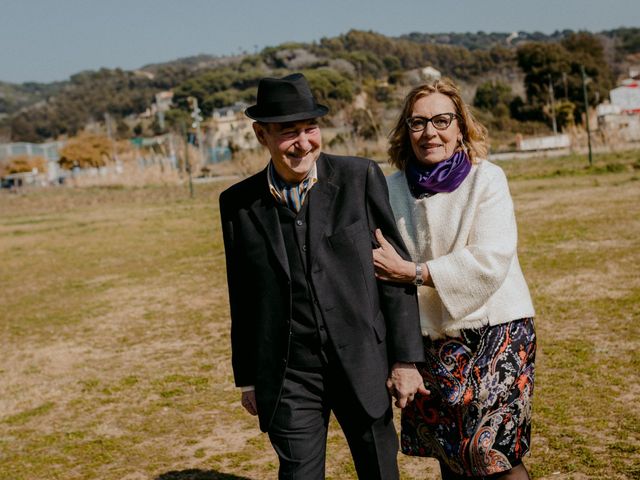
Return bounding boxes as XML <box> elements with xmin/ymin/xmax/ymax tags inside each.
<box><xmin>386</xmin><ymin>362</ymin><xmax>430</xmax><ymax>408</ymax></box>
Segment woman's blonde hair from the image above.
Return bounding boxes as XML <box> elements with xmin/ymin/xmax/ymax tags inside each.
<box><xmin>388</xmin><ymin>78</ymin><xmax>488</xmax><ymax>171</ymax></box>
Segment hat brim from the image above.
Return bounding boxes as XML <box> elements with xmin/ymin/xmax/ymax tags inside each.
<box><xmin>245</xmin><ymin>104</ymin><xmax>329</xmax><ymax>123</ymax></box>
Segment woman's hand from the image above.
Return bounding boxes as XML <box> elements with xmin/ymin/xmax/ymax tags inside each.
<box><xmin>372</xmin><ymin>229</ymin><xmax>416</xmax><ymax>283</ymax></box>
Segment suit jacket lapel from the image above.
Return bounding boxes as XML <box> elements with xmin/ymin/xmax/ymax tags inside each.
<box><xmin>308</xmin><ymin>153</ymin><xmax>339</xmax><ymax>269</ymax></box>
<box><xmin>248</xmin><ymin>166</ymin><xmax>290</xmax><ymax>279</ymax></box>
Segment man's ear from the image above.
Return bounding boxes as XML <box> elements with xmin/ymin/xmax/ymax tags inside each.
<box><xmin>253</xmin><ymin>122</ymin><xmax>267</xmax><ymax>146</ymax></box>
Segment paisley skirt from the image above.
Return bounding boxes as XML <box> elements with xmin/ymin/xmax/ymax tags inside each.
<box><xmin>401</xmin><ymin>318</ymin><xmax>536</xmax><ymax>476</ymax></box>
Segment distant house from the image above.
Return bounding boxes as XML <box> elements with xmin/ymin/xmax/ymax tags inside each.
<box><xmin>421</xmin><ymin>66</ymin><xmax>442</xmax><ymax>82</ymax></box>
<box><xmin>597</xmin><ymin>102</ymin><xmax>640</xmax><ymax>142</ymax></box>
<box><xmin>609</xmin><ymin>78</ymin><xmax>640</xmax><ymax>114</ymax></box>
<box><xmin>404</xmin><ymin>66</ymin><xmax>443</xmax><ymax>87</ymax></box>
<box><xmin>208</xmin><ymin>102</ymin><xmax>258</xmax><ymax>151</ymax></box>
<box><xmin>596</xmin><ymin>75</ymin><xmax>640</xmax><ymax>142</ymax></box>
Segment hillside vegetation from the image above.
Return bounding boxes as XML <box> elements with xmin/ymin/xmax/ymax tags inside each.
<box><xmin>0</xmin><ymin>28</ymin><xmax>638</xmax><ymax>144</ymax></box>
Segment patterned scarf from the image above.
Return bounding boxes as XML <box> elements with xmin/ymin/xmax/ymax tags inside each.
<box><xmin>268</xmin><ymin>162</ymin><xmax>318</xmax><ymax>212</ymax></box>
<box><xmin>405</xmin><ymin>150</ymin><xmax>471</xmax><ymax>198</ymax></box>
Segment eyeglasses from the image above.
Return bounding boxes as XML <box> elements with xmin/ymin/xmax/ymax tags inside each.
<box><xmin>406</xmin><ymin>113</ymin><xmax>457</xmax><ymax>132</ymax></box>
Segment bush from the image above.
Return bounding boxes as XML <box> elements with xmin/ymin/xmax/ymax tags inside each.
<box><xmin>1</xmin><ymin>155</ymin><xmax>47</xmax><ymax>175</ymax></box>
<box><xmin>58</xmin><ymin>134</ymin><xmax>115</xmax><ymax>169</ymax></box>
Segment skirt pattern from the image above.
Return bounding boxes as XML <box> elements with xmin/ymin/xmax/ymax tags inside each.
<box><xmin>401</xmin><ymin>318</ymin><xmax>536</xmax><ymax>476</ymax></box>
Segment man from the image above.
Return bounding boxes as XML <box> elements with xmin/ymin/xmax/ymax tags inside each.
<box><xmin>219</xmin><ymin>73</ymin><xmax>426</xmax><ymax>480</ymax></box>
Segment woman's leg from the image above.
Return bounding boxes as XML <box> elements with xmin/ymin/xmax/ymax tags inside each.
<box><xmin>439</xmin><ymin>461</ymin><xmax>466</xmax><ymax>480</ymax></box>
<box><xmin>487</xmin><ymin>462</ymin><xmax>530</xmax><ymax>480</ymax></box>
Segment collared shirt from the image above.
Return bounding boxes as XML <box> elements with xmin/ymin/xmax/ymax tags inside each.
<box><xmin>267</xmin><ymin>161</ymin><xmax>318</xmax><ymax>212</ymax></box>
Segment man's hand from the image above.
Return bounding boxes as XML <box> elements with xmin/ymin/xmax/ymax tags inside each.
<box><xmin>386</xmin><ymin>362</ymin><xmax>429</xmax><ymax>408</ymax></box>
<box><xmin>241</xmin><ymin>390</ymin><xmax>258</xmax><ymax>416</ymax></box>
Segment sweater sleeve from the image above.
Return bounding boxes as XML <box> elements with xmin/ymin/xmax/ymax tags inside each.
<box><xmin>427</xmin><ymin>166</ymin><xmax>517</xmax><ymax>320</ymax></box>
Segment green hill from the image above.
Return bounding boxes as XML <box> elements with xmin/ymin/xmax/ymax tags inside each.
<box><xmin>1</xmin><ymin>27</ymin><xmax>638</xmax><ymax>143</ymax></box>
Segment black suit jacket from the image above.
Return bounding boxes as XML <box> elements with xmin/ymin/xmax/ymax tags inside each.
<box><xmin>219</xmin><ymin>153</ymin><xmax>424</xmax><ymax>431</ymax></box>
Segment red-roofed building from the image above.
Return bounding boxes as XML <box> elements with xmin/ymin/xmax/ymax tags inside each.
<box><xmin>610</xmin><ymin>77</ymin><xmax>640</xmax><ymax>114</ymax></box>
<box><xmin>597</xmin><ymin>74</ymin><xmax>640</xmax><ymax>142</ymax></box>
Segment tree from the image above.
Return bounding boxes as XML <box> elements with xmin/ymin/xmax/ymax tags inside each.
<box><xmin>58</xmin><ymin>134</ymin><xmax>114</xmax><ymax>169</ymax></box>
<box><xmin>555</xmin><ymin>100</ymin><xmax>576</xmax><ymax>130</ymax></box>
<box><xmin>559</xmin><ymin>32</ymin><xmax>613</xmax><ymax>118</ymax></box>
<box><xmin>301</xmin><ymin>68</ymin><xmax>354</xmax><ymax>111</ymax></box>
<box><xmin>517</xmin><ymin>42</ymin><xmax>570</xmax><ymax>110</ymax></box>
<box><xmin>473</xmin><ymin>80</ymin><xmax>514</xmax><ymax>116</ymax></box>
<box><xmin>172</xmin><ymin>67</ymin><xmax>265</xmax><ymax>116</ymax></box>
<box><xmin>351</xmin><ymin>108</ymin><xmax>379</xmax><ymax>140</ymax></box>
<box><xmin>116</xmin><ymin>118</ymin><xmax>131</xmax><ymax>139</ymax></box>
<box><xmin>517</xmin><ymin>33</ymin><xmax>614</xmax><ymax>125</ymax></box>
<box><xmin>164</xmin><ymin>108</ymin><xmax>192</xmax><ymax>130</ymax></box>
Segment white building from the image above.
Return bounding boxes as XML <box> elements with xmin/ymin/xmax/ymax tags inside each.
<box><xmin>209</xmin><ymin>102</ymin><xmax>258</xmax><ymax>151</ymax></box>
<box><xmin>610</xmin><ymin>79</ymin><xmax>640</xmax><ymax>114</ymax></box>
<box><xmin>596</xmin><ymin>77</ymin><xmax>640</xmax><ymax>142</ymax></box>
<box><xmin>421</xmin><ymin>66</ymin><xmax>442</xmax><ymax>82</ymax></box>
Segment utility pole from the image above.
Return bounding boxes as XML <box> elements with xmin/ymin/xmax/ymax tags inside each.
<box><xmin>548</xmin><ymin>75</ymin><xmax>557</xmax><ymax>134</ymax></box>
<box><xmin>181</xmin><ymin>120</ymin><xmax>194</xmax><ymax>198</ymax></box>
<box><xmin>581</xmin><ymin>65</ymin><xmax>593</xmax><ymax>167</ymax></box>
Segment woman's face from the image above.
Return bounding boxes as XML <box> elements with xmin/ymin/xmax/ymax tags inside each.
<box><xmin>408</xmin><ymin>92</ymin><xmax>461</xmax><ymax>166</ymax></box>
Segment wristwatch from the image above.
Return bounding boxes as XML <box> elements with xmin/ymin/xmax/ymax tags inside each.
<box><xmin>414</xmin><ymin>263</ymin><xmax>424</xmax><ymax>286</ymax></box>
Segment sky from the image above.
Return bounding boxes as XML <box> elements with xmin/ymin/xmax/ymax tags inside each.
<box><xmin>1</xmin><ymin>0</ymin><xmax>639</xmax><ymax>84</ymax></box>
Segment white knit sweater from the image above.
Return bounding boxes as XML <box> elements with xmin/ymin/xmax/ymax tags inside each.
<box><xmin>386</xmin><ymin>160</ymin><xmax>535</xmax><ymax>339</ymax></box>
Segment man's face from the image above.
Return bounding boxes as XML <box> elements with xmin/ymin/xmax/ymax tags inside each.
<box><xmin>254</xmin><ymin>119</ymin><xmax>322</xmax><ymax>183</ymax></box>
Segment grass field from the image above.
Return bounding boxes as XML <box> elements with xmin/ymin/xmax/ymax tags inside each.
<box><xmin>1</xmin><ymin>150</ymin><xmax>639</xmax><ymax>480</ymax></box>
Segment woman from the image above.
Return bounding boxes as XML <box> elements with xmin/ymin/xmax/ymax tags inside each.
<box><xmin>373</xmin><ymin>79</ymin><xmax>536</xmax><ymax>480</ymax></box>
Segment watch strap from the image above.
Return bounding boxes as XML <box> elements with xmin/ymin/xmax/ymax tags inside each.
<box><xmin>414</xmin><ymin>263</ymin><xmax>424</xmax><ymax>286</ymax></box>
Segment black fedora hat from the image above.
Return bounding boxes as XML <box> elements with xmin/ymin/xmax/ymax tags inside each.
<box><xmin>245</xmin><ymin>73</ymin><xmax>329</xmax><ymax>123</ymax></box>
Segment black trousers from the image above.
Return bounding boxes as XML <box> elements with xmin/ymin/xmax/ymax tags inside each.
<box><xmin>267</xmin><ymin>362</ymin><xmax>399</xmax><ymax>480</ymax></box>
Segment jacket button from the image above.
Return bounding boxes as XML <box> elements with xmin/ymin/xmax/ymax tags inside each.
<box><xmin>296</xmin><ymin>220</ymin><xmax>303</xmax><ymax>226</ymax></box>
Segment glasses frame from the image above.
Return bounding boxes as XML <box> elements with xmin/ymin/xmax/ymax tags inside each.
<box><xmin>405</xmin><ymin>113</ymin><xmax>458</xmax><ymax>132</ymax></box>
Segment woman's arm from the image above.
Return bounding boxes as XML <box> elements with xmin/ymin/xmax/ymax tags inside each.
<box><xmin>373</xmin><ymin>229</ymin><xmax>435</xmax><ymax>287</ymax></box>
<box><xmin>427</xmin><ymin>166</ymin><xmax>517</xmax><ymax>319</ymax></box>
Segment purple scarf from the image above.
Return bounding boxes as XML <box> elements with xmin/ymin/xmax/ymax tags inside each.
<box><xmin>405</xmin><ymin>150</ymin><xmax>471</xmax><ymax>198</ymax></box>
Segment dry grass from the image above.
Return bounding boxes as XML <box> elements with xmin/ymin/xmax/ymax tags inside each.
<box><xmin>0</xmin><ymin>150</ymin><xmax>639</xmax><ymax>479</ymax></box>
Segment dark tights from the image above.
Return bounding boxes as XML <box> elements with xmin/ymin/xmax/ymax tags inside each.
<box><xmin>440</xmin><ymin>461</ymin><xmax>530</xmax><ymax>480</ymax></box>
